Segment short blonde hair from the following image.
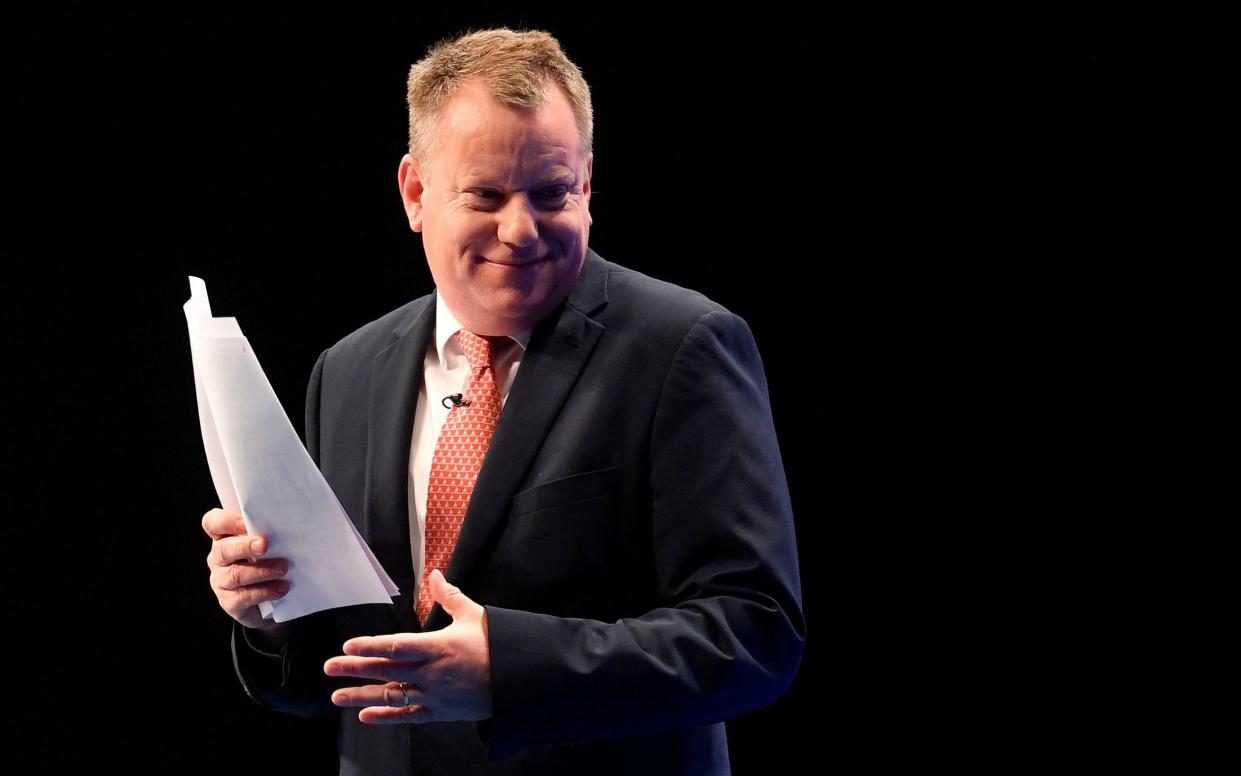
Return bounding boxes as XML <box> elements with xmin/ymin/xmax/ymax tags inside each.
<box><xmin>405</xmin><ymin>28</ymin><xmax>593</xmax><ymax>169</ymax></box>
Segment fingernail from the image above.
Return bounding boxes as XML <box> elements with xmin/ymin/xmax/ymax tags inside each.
<box><xmin>274</xmin><ymin>563</ymin><xmax>286</xmax><ymax>576</ymax></box>
<box><xmin>276</xmin><ymin>581</ymin><xmax>289</xmax><ymax>593</ymax></box>
<box><xmin>250</xmin><ymin>538</ymin><xmax>263</xmax><ymax>553</ymax></box>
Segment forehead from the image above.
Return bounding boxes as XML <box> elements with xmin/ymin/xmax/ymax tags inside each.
<box><xmin>431</xmin><ymin>79</ymin><xmax>584</xmax><ymax>181</ymax></box>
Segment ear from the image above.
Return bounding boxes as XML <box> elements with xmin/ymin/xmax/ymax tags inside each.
<box><xmin>583</xmin><ymin>152</ymin><xmax>593</xmax><ymax>226</ymax></box>
<box><xmin>398</xmin><ymin>154</ymin><xmax>426</xmax><ymax>232</ymax></box>
<box><xmin>583</xmin><ymin>152</ymin><xmax>593</xmax><ymax>201</ymax></box>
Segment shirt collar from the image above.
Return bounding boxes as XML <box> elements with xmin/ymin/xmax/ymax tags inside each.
<box><xmin>433</xmin><ymin>295</ymin><xmax>532</xmax><ymax>371</ymax></box>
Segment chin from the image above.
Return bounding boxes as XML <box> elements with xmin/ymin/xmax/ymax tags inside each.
<box><xmin>491</xmin><ymin>295</ymin><xmax>558</xmax><ymax>327</ymax></box>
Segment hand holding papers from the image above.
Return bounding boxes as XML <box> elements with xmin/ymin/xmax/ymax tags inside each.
<box><xmin>184</xmin><ymin>277</ymin><xmax>398</xmax><ymax>623</ymax></box>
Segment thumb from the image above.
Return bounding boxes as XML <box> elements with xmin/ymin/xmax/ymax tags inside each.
<box><xmin>430</xmin><ymin>568</ymin><xmax>472</xmax><ymax>617</ymax></box>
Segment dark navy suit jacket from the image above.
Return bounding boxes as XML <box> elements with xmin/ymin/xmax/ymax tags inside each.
<box><xmin>231</xmin><ymin>249</ymin><xmax>805</xmax><ymax>775</ymax></box>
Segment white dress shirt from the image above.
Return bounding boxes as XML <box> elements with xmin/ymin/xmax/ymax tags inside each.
<box><xmin>407</xmin><ymin>298</ymin><xmax>532</xmax><ymax>604</ymax></box>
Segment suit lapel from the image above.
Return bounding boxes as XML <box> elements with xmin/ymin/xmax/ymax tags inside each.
<box><xmin>365</xmin><ymin>291</ymin><xmax>436</xmax><ymax>634</ymax></box>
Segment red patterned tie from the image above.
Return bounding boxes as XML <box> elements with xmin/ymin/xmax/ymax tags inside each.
<box><xmin>416</xmin><ymin>330</ymin><xmax>503</xmax><ymax>625</ymax></box>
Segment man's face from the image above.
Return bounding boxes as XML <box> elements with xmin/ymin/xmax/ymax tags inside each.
<box><xmin>398</xmin><ymin>78</ymin><xmax>593</xmax><ymax>336</ymax></box>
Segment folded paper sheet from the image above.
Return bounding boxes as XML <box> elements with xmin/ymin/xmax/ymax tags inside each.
<box><xmin>184</xmin><ymin>276</ymin><xmax>398</xmax><ymax>622</ymax></box>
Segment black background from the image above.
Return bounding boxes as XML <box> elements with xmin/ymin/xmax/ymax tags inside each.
<box><xmin>8</xmin><ymin>3</ymin><xmax>1113</xmax><ymax>770</ymax></box>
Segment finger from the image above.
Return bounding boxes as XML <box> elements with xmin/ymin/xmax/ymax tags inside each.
<box><xmin>342</xmin><ymin>634</ymin><xmax>440</xmax><ymax>661</ymax></box>
<box><xmin>427</xmin><ymin>569</ymin><xmax>476</xmax><ymax>618</ymax></box>
<box><xmin>202</xmin><ymin>508</ymin><xmax>247</xmax><ymax>540</ymax></box>
<box><xmin>323</xmin><ymin>656</ymin><xmax>425</xmax><ymax>682</ymax></box>
<box><xmin>358</xmin><ymin>705</ymin><xmax>434</xmax><ymax>725</ymax></box>
<box><xmin>222</xmin><ymin>579</ymin><xmax>290</xmax><ymax>612</ymax></box>
<box><xmin>211</xmin><ymin>558</ymin><xmax>288</xmax><ymax>591</ymax></box>
<box><xmin>222</xmin><ymin>581</ymin><xmax>289</xmax><ymax>623</ymax></box>
<box><xmin>208</xmin><ymin>534</ymin><xmax>271</xmax><ymax>569</ymax></box>
<box><xmin>331</xmin><ymin>682</ymin><xmax>425</xmax><ymax>709</ymax></box>
<box><xmin>234</xmin><ymin>603</ymin><xmax>293</xmax><ymax>631</ymax></box>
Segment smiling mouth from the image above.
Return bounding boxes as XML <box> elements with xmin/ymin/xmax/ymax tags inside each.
<box><xmin>482</xmin><ymin>257</ymin><xmax>547</xmax><ymax>267</ymax></box>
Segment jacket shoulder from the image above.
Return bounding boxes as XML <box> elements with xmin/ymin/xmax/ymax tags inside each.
<box><xmin>593</xmin><ymin>259</ymin><xmax>734</xmax><ymax>343</ymax></box>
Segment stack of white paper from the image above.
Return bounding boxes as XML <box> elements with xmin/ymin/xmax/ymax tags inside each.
<box><xmin>184</xmin><ymin>276</ymin><xmax>398</xmax><ymax>622</ymax></box>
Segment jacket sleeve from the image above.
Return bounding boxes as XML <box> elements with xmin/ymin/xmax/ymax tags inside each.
<box><xmin>229</xmin><ymin>347</ymin><xmax>345</xmax><ymax>718</ymax></box>
<box><xmin>480</xmin><ymin>310</ymin><xmax>806</xmax><ymax>760</ymax></box>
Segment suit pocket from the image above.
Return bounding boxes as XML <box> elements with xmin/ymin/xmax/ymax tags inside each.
<box><xmin>511</xmin><ymin>465</ymin><xmax>620</xmax><ymax>518</ymax></box>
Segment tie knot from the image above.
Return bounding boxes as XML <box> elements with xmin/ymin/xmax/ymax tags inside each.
<box><xmin>456</xmin><ymin>329</ymin><xmax>501</xmax><ymax>371</ymax></box>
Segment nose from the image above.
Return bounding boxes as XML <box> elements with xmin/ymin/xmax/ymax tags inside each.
<box><xmin>496</xmin><ymin>193</ymin><xmax>539</xmax><ymax>249</ymax></box>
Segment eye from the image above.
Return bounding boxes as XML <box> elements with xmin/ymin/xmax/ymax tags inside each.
<box><xmin>466</xmin><ymin>186</ymin><xmax>569</xmax><ymax>209</ymax></box>
<box><xmin>535</xmin><ymin>186</ymin><xmax>570</xmax><ymax>205</ymax></box>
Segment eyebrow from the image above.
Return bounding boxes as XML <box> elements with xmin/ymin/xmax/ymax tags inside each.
<box><xmin>462</xmin><ymin>169</ymin><xmax>576</xmax><ymax>188</ymax></box>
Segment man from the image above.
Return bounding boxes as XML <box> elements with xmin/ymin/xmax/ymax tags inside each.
<box><xmin>202</xmin><ymin>27</ymin><xmax>803</xmax><ymax>775</ymax></box>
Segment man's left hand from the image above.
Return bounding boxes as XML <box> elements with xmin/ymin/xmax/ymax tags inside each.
<box><xmin>324</xmin><ymin>569</ymin><xmax>493</xmax><ymax>724</ymax></box>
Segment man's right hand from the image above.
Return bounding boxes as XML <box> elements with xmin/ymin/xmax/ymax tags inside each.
<box><xmin>203</xmin><ymin>507</ymin><xmax>290</xmax><ymax>631</ymax></box>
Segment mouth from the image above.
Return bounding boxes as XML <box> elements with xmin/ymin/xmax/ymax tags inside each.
<box><xmin>482</xmin><ymin>256</ymin><xmax>548</xmax><ymax>267</ymax></box>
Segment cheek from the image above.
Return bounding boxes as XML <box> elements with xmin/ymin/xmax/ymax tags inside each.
<box><xmin>549</xmin><ymin>212</ymin><xmax>589</xmax><ymax>244</ymax></box>
<box><xmin>449</xmin><ymin>217</ymin><xmax>494</xmax><ymax>253</ymax></box>
<box><xmin>426</xmin><ymin>220</ymin><xmax>479</xmax><ymax>268</ymax></box>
